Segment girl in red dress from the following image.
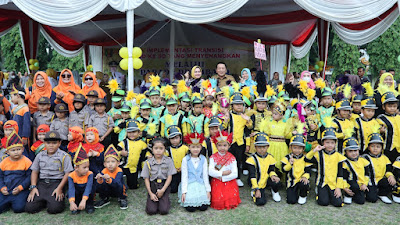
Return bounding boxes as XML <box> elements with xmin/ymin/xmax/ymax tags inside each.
<box><xmin>208</xmin><ymin>130</ymin><xmax>241</xmax><ymax>210</ymax></box>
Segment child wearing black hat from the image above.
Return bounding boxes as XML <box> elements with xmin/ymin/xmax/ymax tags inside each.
<box><xmin>281</xmin><ymin>131</ymin><xmax>312</xmax><ymax>205</ymax></box>
<box><xmin>83</xmin><ymin>90</ymin><xmax>98</xmax><ymax>115</ymax></box>
<box><xmin>69</xmin><ymin>94</ymin><xmax>89</xmax><ymax>131</ymax></box>
<box><xmin>50</xmin><ymin>103</ymin><xmax>69</xmax><ymax>151</ymax></box>
<box><xmin>32</xmin><ymin>97</ymin><xmax>54</xmax><ymax>141</ymax></box>
<box><xmin>118</xmin><ymin>119</ymin><xmax>147</xmax><ymax>189</ymax></box>
<box><xmin>0</xmin><ymin>132</ymin><xmax>32</xmax><ymax>214</ymax></box>
<box><xmin>246</xmin><ymin>132</ymin><xmax>281</xmax><ymax>206</ymax></box>
<box><xmin>363</xmin><ymin>131</ymin><xmax>397</xmax><ymax>204</ymax></box>
<box><xmin>333</xmin><ymin>98</ymin><xmax>354</xmax><ymax>154</ymax></box>
<box><xmin>305</xmin><ymin>117</ymin><xmax>346</xmax><ymax>207</ymax></box>
<box><xmin>25</xmin><ymin>131</ymin><xmax>74</xmax><ymax>214</ymax></box>
<box><xmin>94</xmin><ymin>145</ymin><xmax>128</xmax><ymax>210</ymax></box>
<box><xmin>201</xmin><ymin>116</ymin><xmax>222</xmax><ymax>159</ymax></box>
<box><xmin>88</xmin><ymin>99</ymin><xmax>114</xmax><ymax>148</ymax></box>
<box><xmin>342</xmin><ymin>131</ymin><xmax>370</xmax><ymax>205</ymax></box>
<box><xmin>68</xmin><ymin>146</ymin><xmax>95</xmax><ymax>214</ymax></box>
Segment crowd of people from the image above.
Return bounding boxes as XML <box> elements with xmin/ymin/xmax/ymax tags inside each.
<box><xmin>1</xmin><ymin>61</ymin><xmax>400</xmax><ymax>216</ymax></box>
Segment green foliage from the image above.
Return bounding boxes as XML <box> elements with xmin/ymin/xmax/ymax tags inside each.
<box><xmin>0</xmin><ymin>26</ymin><xmax>26</xmax><ymax>72</ymax></box>
<box><xmin>290</xmin><ymin>53</ymin><xmax>309</xmax><ymax>74</ymax></box>
<box><xmin>0</xmin><ymin>26</ymin><xmax>84</xmax><ymax>73</ymax></box>
<box><xmin>366</xmin><ymin>18</ymin><xmax>400</xmax><ymax>81</ymax></box>
<box><xmin>330</xmin><ymin>29</ymin><xmax>360</xmax><ymax>78</ymax></box>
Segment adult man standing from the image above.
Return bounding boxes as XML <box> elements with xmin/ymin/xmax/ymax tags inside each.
<box><xmin>109</xmin><ymin>61</ymin><xmax>126</xmax><ymax>90</ymax></box>
<box><xmin>357</xmin><ymin>67</ymin><xmax>370</xmax><ymax>83</ymax></box>
<box><xmin>212</xmin><ymin>62</ymin><xmax>235</xmax><ymax>88</ymax></box>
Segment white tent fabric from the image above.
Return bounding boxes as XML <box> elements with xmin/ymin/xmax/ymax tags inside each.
<box><xmin>39</xmin><ymin>25</ymin><xmax>84</xmax><ymax>57</ymax></box>
<box><xmin>291</xmin><ymin>28</ymin><xmax>317</xmax><ymax>59</ymax></box>
<box><xmin>294</xmin><ymin>0</ymin><xmax>398</xmax><ymax>23</ymax></box>
<box><xmin>89</xmin><ymin>45</ymin><xmax>103</xmax><ymax>73</ymax></box>
<box><xmin>332</xmin><ymin>8</ymin><xmax>400</xmax><ymax>45</ymax></box>
<box><xmin>269</xmin><ymin>44</ymin><xmax>287</xmax><ymax>81</ymax></box>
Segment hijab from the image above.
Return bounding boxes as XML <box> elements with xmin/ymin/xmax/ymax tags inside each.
<box><xmin>241</xmin><ymin>68</ymin><xmax>257</xmax><ymax>87</ymax></box>
<box><xmin>25</xmin><ymin>71</ymin><xmax>52</xmax><ymax>113</ymax></box>
<box><xmin>53</xmin><ymin>69</ymin><xmax>81</xmax><ymax>112</ymax></box>
<box><xmin>82</xmin><ymin>72</ymin><xmax>106</xmax><ymax>98</ymax></box>
<box><xmin>377</xmin><ymin>72</ymin><xmax>396</xmax><ymax>95</ymax></box>
<box><xmin>191</xmin><ymin>66</ymin><xmax>202</xmax><ymax>79</ymax></box>
<box><xmin>300</xmin><ymin>71</ymin><xmax>316</xmax><ymax>89</ymax></box>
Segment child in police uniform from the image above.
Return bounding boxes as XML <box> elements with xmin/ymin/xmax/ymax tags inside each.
<box><xmin>0</xmin><ymin>132</ymin><xmax>32</xmax><ymax>213</ymax></box>
<box><xmin>363</xmin><ymin>131</ymin><xmax>397</xmax><ymax>204</ymax></box>
<box><xmin>342</xmin><ymin>134</ymin><xmax>370</xmax><ymax>205</ymax></box>
<box><xmin>68</xmin><ymin>147</ymin><xmax>95</xmax><ymax>214</ymax></box>
<box><xmin>25</xmin><ymin>131</ymin><xmax>74</xmax><ymax>214</ymax></box>
<box><xmin>305</xmin><ymin>118</ymin><xmax>346</xmax><ymax>207</ymax></box>
<box><xmin>141</xmin><ymin>137</ymin><xmax>176</xmax><ymax>215</ymax></box>
<box><xmin>32</xmin><ymin>97</ymin><xmax>54</xmax><ymax>139</ymax></box>
<box><xmin>165</xmin><ymin>125</ymin><xmax>189</xmax><ymax>193</ymax></box>
<box><xmin>88</xmin><ymin>98</ymin><xmax>115</xmax><ymax>148</ymax></box>
<box><xmin>281</xmin><ymin>133</ymin><xmax>312</xmax><ymax>205</ymax></box>
<box><xmin>69</xmin><ymin>94</ymin><xmax>89</xmax><ymax>130</ymax></box>
<box><xmin>118</xmin><ymin>119</ymin><xmax>147</xmax><ymax>189</ymax></box>
<box><xmin>50</xmin><ymin>103</ymin><xmax>69</xmax><ymax>151</ymax></box>
<box><xmin>94</xmin><ymin>145</ymin><xmax>128</xmax><ymax>210</ymax></box>
<box><xmin>246</xmin><ymin>132</ymin><xmax>281</xmax><ymax>206</ymax></box>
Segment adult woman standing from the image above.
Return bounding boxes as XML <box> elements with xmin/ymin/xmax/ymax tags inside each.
<box><xmin>374</xmin><ymin>72</ymin><xmax>397</xmax><ymax>117</ymax></box>
<box><xmin>240</xmin><ymin>68</ymin><xmax>257</xmax><ymax>87</ymax></box>
<box><xmin>25</xmin><ymin>71</ymin><xmax>57</xmax><ymax>113</ymax></box>
<box><xmin>53</xmin><ymin>69</ymin><xmax>81</xmax><ymax>112</ymax></box>
<box><xmin>186</xmin><ymin>66</ymin><xmax>204</xmax><ymax>93</ymax></box>
<box><xmin>81</xmin><ymin>72</ymin><xmax>106</xmax><ymax>99</ymax></box>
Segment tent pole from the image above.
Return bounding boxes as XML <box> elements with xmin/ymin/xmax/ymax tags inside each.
<box><xmin>169</xmin><ymin>20</ymin><xmax>175</xmax><ymax>80</ymax></box>
<box><xmin>127</xmin><ymin>9</ymin><xmax>134</xmax><ymax>91</ymax></box>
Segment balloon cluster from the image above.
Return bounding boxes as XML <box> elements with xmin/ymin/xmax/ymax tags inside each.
<box><xmin>314</xmin><ymin>61</ymin><xmax>324</xmax><ymax>73</ymax></box>
<box><xmin>119</xmin><ymin>47</ymin><xmax>143</xmax><ymax>70</ymax></box>
<box><xmin>86</xmin><ymin>65</ymin><xmax>93</xmax><ymax>72</ymax></box>
<box><xmin>29</xmin><ymin>59</ymin><xmax>39</xmax><ymax>71</ymax></box>
<box><xmin>283</xmin><ymin>65</ymin><xmax>288</xmax><ymax>75</ymax></box>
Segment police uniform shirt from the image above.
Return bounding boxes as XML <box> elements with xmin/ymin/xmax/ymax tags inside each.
<box><xmin>83</xmin><ymin>105</ymin><xmax>96</xmax><ymax>115</ymax></box>
<box><xmin>87</xmin><ymin>112</ymin><xmax>115</xmax><ymax>137</ymax></box>
<box><xmin>33</xmin><ymin>111</ymin><xmax>54</xmax><ymax>128</ymax></box>
<box><xmin>141</xmin><ymin>156</ymin><xmax>177</xmax><ymax>182</ymax></box>
<box><xmin>69</xmin><ymin>109</ymin><xmax>89</xmax><ymax>129</ymax></box>
<box><xmin>50</xmin><ymin>117</ymin><xmax>69</xmax><ymax>141</ymax></box>
<box><xmin>31</xmin><ymin>149</ymin><xmax>74</xmax><ymax>179</ymax></box>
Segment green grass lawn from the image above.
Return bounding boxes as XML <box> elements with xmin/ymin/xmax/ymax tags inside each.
<box><xmin>1</xmin><ymin>175</ymin><xmax>400</xmax><ymax>225</ymax></box>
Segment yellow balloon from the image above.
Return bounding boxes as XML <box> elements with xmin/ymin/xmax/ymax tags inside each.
<box><xmin>119</xmin><ymin>47</ymin><xmax>129</xmax><ymax>59</ymax></box>
<box><xmin>29</xmin><ymin>65</ymin><xmax>35</xmax><ymax>70</ymax></box>
<box><xmin>29</xmin><ymin>59</ymin><xmax>34</xmax><ymax>65</ymax></box>
<box><xmin>34</xmin><ymin>66</ymin><xmax>39</xmax><ymax>70</ymax></box>
<box><xmin>133</xmin><ymin>58</ymin><xmax>143</xmax><ymax>69</ymax></box>
<box><xmin>132</xmin><ymin>47</ymin><xmax>142</xmax><ymax>58</ymax></box>
<box><xmin>317</xmin><ymin>61</ymin><xmax>324</xmax><ymax>68</ymax></box>
<box><xmin>119</xmin><ymin>58</ymin><xmax>129</xmax><ymax>70</ymax></box>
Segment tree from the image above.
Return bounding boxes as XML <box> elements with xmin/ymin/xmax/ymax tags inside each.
<box><xmin>0</xmin><ymin>26</ymin><xmax>84</xmax><ymax>73</ymax></box>
<box><xmin>289</xmin><ymin>53</ymin><xmax>309</xmax><ymax>74</ymax></box>
<box><xmin>366</xmin><ymin>18</ymin><xmax>400</xmax><ymax>81</ymax></box>
<box><xmin>0</xmin><ymin>26</ymin><xmax>26</xmax><ymax>72</ymax></box>
<box><xmin>329</xmin><ymin>29</ymin><xmax>360</xmax><ymax>78</ymax></box>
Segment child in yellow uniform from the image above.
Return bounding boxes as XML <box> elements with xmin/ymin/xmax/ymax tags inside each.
<box><xmin>164</xmin><ymin>125</ymin><xmax>189</xmax><ymax>193</ymax></box>
<box><xmin>305</xmin><ymin>119</ymin><xmax>346</xmax><ymax>207</ymax></box>
<box><xmin>333</xmin><ymin>99</ymin><xmax>354</xmax><ymax>154</ymax></box>
<box><xmin>281</xmin><ymin>134</ymin><xmax>312</xmax><ymax>205</ymax></box>
<box><xmin>201</xmin><ymin>116</ymin><xmax>221</xmax><ymax>159</ymax></box>
<box><xmin>246</xmin><ymin>133</ymin><xmax>281</xmax><ymax>205</ymax></box>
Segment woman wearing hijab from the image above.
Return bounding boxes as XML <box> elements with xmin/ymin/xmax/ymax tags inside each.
<box><xmin>240</xmin><ymin>68</ymin><xmax>257</xmax><ymax>88</ymax></box>
<box><xmin>82</xmin><ymin>72</ymin><xmax>106</xmax><ymax>99</ymax></box>
<box><xmin>374</xmin><ymin>72</ymin><xmax>398</xmax><ymax>117</ymax></box>
<box><xmin>186</xmin><ymin>66</ymin><xmax>204</xmax><ymax>93</ymax></box>
<box><xmin>285</xmin><ymin>70</ymin><xmax>316</xmax><ymax>98</ymax></box>
<box><xmin>25</xmin><ymin>71</ymin><xmax>57</xmax><ymax>113</ymax></box>
<box><xmin>53</xmin><ymin>69</ymin><xmax>81</xmax><ymax>112</ymax></box>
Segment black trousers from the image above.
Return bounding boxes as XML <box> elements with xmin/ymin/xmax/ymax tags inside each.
<box><xmin>286</xmin><ymin>182</ymin><xmax>310</xmax><ymax>204</ymax></box>
<box><xmin>366</xmin><ymin>178</ymin><xmax>393</xmax><ymax>203</ymax></box>
<box><xmin>344</xmin><ymin>180</ymin><xmax>365</xmax><ymax>204</ymax></box>
<box><xmin>170</xmin><ymin>172</ymin><xmax>181</xmax><ymax>193</ymax></box>
<box><xmin>317</xmin><ymin>186</ymin><xmax>342</xmax><ymax>207</ymax></box>
<box><xmin>185</xmin><ymin>204</ymin><xmax>208</xmax><ymax>212</ymax></box>
<box><xmin>122</xmin><ymin>168</ymin><xmax>139</xmax><ymax>189</ymax></box>
<box><xmin>74</xmin><ymin>191</ymin><xmax>94</xmax><ymax>210</ymax></box>
<box><xmin>100</xmin><ymin>135</ymin><xmax>112</xmax><ymax>149</ymax></box>
<box><xmin>254</xmin><ymin>178</ymin><xmax>281</xmax><ymax>206</ymax></box>
<box><xmin>229</xmin><ymin>143</ymin><xmax>245</xmax><ymax>179</ymax></box>
<box><xmin>146</xmin><ymin>180</ymin><xmax>171</xmax><ymax>215</ymax></box>
<box><xmin>25</xmin><ymin>180</ymin><xmax>65</xmax><ymax>214</ymax></box>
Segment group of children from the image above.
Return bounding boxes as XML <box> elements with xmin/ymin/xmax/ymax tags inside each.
<box><xmin>1</xmin><ymin>70</ymin><xmax>400</xmax><ymax>217</ymax></box>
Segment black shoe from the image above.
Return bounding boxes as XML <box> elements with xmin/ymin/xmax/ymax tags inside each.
<box><xmin>94</xmin><ymin>198</ymin><xmax>110</xmax><ymax>209</ymax></box>
<box><xmin>86</xmin><ymin>206</ymin><xmax>95</xmax><ymax>214</ymax></box>
<box><xmin>71</xmin><ymin>210</ymin><xmax>80</xmax><ymax>215</ymax></box>
<box><xmin>119</xmin><ymin>198</ymin><xmax>128</xmax><ymax>210</ymax></box>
